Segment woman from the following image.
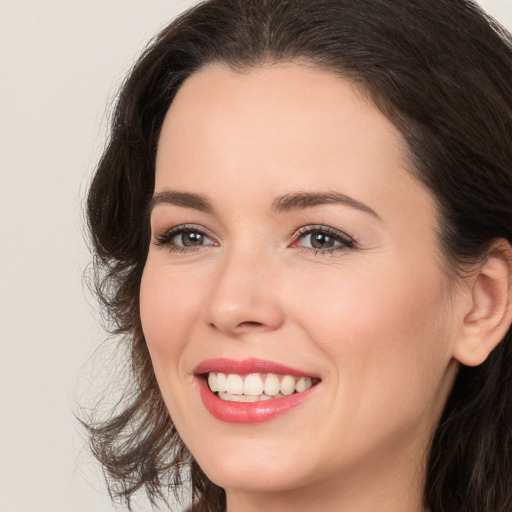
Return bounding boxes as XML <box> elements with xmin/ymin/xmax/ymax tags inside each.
<box><xmin>85</xmin><ymin>0</ymin><xmax>512</xmax><ymax>511</ymax></box>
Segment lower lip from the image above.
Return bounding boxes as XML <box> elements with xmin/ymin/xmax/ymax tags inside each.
<box><xmin>197</xmin><ymin>379</ymin><xmax>318</xmax><ymax>424</ymax></box>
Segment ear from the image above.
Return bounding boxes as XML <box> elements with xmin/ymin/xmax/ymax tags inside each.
<box><xmin>453</xmin><ymin>239</ymin><xmax>512</xmax><ymax>367</ymax></box>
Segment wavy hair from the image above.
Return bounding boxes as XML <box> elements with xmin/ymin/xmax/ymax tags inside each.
<box><xmin>85</xmin><ymin>1</ymin><xmax>512</xmax><ymax>510</ymax></box>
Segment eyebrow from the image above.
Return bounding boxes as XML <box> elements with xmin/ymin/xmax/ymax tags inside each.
<box><xmin>271</xmin><ymin>192</ymin><xmax>380</xmax><ymax>218</ymax></box>
<box><xmin>148</xmin><ymin>190</ymin><xmax>215</xmax><ymax>214</ymax></box>
<box><xmin>148</xmin><ymin>189</ymin><xmax>379</xmax><ymax>219</ymax></box>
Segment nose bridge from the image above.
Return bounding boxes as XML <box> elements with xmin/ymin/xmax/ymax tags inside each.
<box><xmin>203</xmin><ymin>239</ymin><xmax>284</xmax><ymax>334</ymax></box>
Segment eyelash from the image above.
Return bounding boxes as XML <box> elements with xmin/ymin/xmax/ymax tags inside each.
<box><xmin>154</xmin><ymin>224</ymin><xmax>217</xmax><ymax>253</ymax></box>
<box><xmin>153</xmin><ymin>224</ymin><xmax>357</xmax><ymax>256</ymax></box>
<box><xmin>292</xmin><ymin>225</ymin><xmax>356</xmax><ymax>255</ymax></box>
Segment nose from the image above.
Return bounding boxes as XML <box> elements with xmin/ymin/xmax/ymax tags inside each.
<box><xmin>202</xmin><ymin>248</ymin><xmax>285</xmax><ymax>336</ymax></box>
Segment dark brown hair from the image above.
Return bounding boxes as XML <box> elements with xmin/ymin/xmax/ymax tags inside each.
<box><xmin>85</xmin><ymin>1</ymin><xmax>512</xmax><ymax>510</ymax></box>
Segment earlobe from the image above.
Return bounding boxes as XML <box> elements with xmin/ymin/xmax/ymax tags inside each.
<box><xmin>453</xmin><ymin>239</ymin><xmax>512</xmax><ymax>367</ymax></box>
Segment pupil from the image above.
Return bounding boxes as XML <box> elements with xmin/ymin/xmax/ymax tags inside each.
<box><xmin>311</xmin><ymin>230</ymin><xmax>333</xmax><ymax>249</ymax></box>
<box><xmin>183</xmin><ymin>231</ymin><xmax>203</xmax><ymax>246</ymax></box>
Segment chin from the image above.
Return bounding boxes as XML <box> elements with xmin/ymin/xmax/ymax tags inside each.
<box><xmin>205</xmin><ymin>463</ymin><xmax>309</xmax><ymax>494</ymax></box>
<box><xmin>190</xmin><ymin>437</ymin><xmax>319</xmax><ymax>494</ymax></box>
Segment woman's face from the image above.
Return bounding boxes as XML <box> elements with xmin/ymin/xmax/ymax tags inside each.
<box><xmin>141</xmin><ymin>64</ymin><xmax>461</xmax><ymax>504</ymax></box>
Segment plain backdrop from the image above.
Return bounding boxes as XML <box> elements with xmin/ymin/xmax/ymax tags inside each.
<box><xmin>0</xmin><ymin>1</ymin><xmax>510</xmax><ymax>511</ymax></box>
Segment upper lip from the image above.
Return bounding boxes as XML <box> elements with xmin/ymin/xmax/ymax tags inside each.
<box><xmin>194</xmin><ymin>357</ymin><xmax>319</xmax><ymax>378</ymax></box>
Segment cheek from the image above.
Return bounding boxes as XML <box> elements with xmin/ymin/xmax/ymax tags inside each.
<box><xmin>139</xmin><ymin>261</ymin><xmax>210</xmax><ymax>436</ymax></box>
<box><xmin>291</xmin><ymin>261</ymin><xmax>449</xmax><ymax>349</ymax></box>
<box><xmin>139</xmin><ymin>262</ymin><xmax>201</xmax><ymax>368</ymax></box>
<box><xmin>288</xmin><ymin>260</ymin><xmax>454</xmax><ymax>429</ymax></box>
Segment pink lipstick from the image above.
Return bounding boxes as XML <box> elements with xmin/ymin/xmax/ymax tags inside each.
<box><xmin>195</xmin><ymin>358</ymin><xmax>320</xmax><ymax>424</ymax></box>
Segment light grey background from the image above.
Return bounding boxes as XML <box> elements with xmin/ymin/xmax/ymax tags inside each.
<box><xmin>0</xmin><ymin>1</ymin><xmax>510</xmax><ymax>511</ymax></box>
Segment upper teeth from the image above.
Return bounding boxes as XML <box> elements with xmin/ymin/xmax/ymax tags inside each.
<box><xmin>207</xmin><ymin>372</ymin><xmax>313</xmax><ymax>397</ymax></box>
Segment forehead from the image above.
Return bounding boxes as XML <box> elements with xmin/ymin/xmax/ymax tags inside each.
<box><xmin>158</xmin><ymin>63</ymin><xmax>401</xmax><ymax>160</ymax></box>
<box><xmin>155</xmin><ymin>63</ymin><xmax>434</xmax><ymax>226</ymax></box>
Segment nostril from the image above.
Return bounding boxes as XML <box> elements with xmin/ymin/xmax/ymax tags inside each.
<box><xmin>209</xmin><ymin>319</ymin><xmax>267</xmax><ymax>333</ymax></box>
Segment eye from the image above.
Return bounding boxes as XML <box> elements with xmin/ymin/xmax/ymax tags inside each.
<box><xmin>154</xmin><ymin>225</ymin><xmax>217</xmax><ymax>252</ymax></box>
<box><xmin>293</xmin><ymin>226</ymin><xmax>356</xmax><ymax>254</ymax></box>
<box><xmin>172</xmin><ymin>230</ymin><xmax>211</xmax><ymax>247</ymax></box>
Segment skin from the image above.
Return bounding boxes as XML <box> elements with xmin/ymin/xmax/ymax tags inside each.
<box><xmin>140</xmin><ymin>64</ymin><xmax>469</xmax><ymax>512</ymax></box>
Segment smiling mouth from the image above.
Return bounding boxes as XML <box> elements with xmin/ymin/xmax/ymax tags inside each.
<box><xmin>206</xmin><ymin>372</ymin><xmax>320</xmax><ymax>402</ymax></box>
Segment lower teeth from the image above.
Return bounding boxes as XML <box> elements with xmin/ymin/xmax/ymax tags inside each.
<box><xmin>217</xmin><ymin>391</ymin><xmax>288</xmax><ymax>402</ymax></box>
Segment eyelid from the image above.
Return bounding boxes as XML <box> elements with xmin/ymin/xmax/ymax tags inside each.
<box><xmin>290</xmin><ymin>224</ymin><xmax>357</xmax><ymax>252</ymax></box>
<box><xmin>294</xmin><ymin>224</ymin><xmax>354</xmax><ymax>238</ymax></box>
<box><xmin>153</xmin><ymin>223</ymin><xmax>218</xmax><ymax>248</ymax></box>
<box><xmin>152</xmin><ymin>222</ymin><xmax>356</xmax><ymax>254</ymax></box>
